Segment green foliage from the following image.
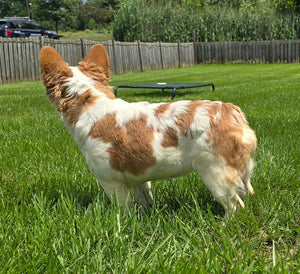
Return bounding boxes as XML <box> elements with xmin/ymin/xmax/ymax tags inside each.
<box><xmin>0</xmin><ymin>0</ymin><xmax>120</xmax><ymax>32</ymax></box>
<box><xmin>112</xmin><ymin>0</ymin><xmax>143</xmax><ymax>41</ymax></box>
<box><xmin>77</xmin><ymin>0</ymin><xmax>118</xmax><ymax>31</ymax></box>
<box><xmin>0</xmin><ymin>63</ymin><xmax>299</xmax><ymax>272</ymax></box>
<box><xmin>273</xmin><ymin>0</ymin><xmax>299</xmax><ymax>12</ymax></box>
<box><xmin>1</xmin><ymin>0</ymin><xmax>299</xmax><ymax>37</ymax></box>
<box><xmin>86</xmin><ymin>18</ymin><xmax>97</xmax><ymax>30</ymax></box>
<box><xmin>113</xmin><ymin>0</ymin><xmax>300</xmax><ymax>42</ymax></box>
<box><xmin>0</xmin><ymin>0</ymin><xmax>27</xmax><ymax>18</ymax></box>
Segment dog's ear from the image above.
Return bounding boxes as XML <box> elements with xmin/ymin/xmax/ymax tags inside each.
<box><xmin>79</xmin><ymin>44</ymin><xmax>110</xmax><ymax>79</ymax></box>
<box><xmin>40</xmin><ymin>46</ymin><xmax>73</xmax><ymax>107</ymax></box>
<box><xmin>40</xmin><ymin>46</ymin><xmax>72</xmax><ymax>77</ymax></box>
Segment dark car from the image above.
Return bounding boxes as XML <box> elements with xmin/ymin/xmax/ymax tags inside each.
<box><xmin>0</xmin><ymin>17</ymin><xmax>59</xmax><ymax>39</ymax></box>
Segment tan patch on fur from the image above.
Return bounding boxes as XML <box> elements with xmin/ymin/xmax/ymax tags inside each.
<box><xmin>207</xmin><ymin>103</ymin><xmax>255</xmax><ymax>171</ymax></box>
<box><xmin>249</xmin><ymin>132</ymin><xmax>257</xmax><ymax>157</ymax></box>
<box><xmin>60</xmin><ymin>90</ymin><xmax>99</xmax><ymax>126</ymax></box>
<box><xmin>155</xmin><ymin>103</ymin><xmax>171</xmax><ymax>116</ymax></box>
<box><xmin>206</xmin><ymin>102</ymin><xmax>219</xmax><ymax>117</ymax></box>
<box><xmin>89</xmin><ymin>114</ymin><xmax>156</xmax><ymax>176</ymax></box>
<box><xmin>161</xmin><ymin>127</ymin><xmax>179</xmax><ymax>148</ymax></box>
<box><xmin>94</xmin><ymin>81</ymin><xmax>115</xmax><ymax>100</ymax></box>
<box><xmin>225</xmin><ymin>165</ymin><xmax>238</xmax><ymax>184</ymax></box>
<box><xmin>175</xmin><ymin>101</ymin><xmax>205</xmax><ymax>136</ymax></box>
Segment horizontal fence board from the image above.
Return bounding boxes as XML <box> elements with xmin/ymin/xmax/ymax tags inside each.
<box><xmin>0</xmin><ymin>37</ymin><xmax>299</xmax><ymax>84</ymax></box>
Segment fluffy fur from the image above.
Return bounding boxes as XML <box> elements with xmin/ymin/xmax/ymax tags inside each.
<box><xmin>40</xmin><ymin>44</ymin><xmax>257</xmax><ymax>214</ymax></box>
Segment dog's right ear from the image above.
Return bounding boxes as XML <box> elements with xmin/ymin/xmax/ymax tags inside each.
<box><xmin>40</xmin><ymin>46</ymin><xmax>73</xmax><ymax>78</ymax></box>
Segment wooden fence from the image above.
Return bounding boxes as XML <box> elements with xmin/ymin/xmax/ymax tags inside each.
<box><xmin>196</xmin><ymin>40</ymin><xmax>300</xmax><ymax>64</ymax></box>
<box><xmin>0</xmin><ymin>37</ymin><xmax>300</xmax><ymax>84</ymax></box>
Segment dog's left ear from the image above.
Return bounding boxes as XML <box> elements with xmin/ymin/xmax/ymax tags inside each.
<box><xmin>79</xmin><ymin>44</ymin><xmax>110</xmax><ymax>80</ymax></box>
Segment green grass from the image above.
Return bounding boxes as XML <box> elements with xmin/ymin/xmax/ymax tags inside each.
<box><xmin>0</xmin><ymin>64</ymin><xmax>299</xmax><ymax>272</ymax></box>
<box><xmin>59</xmin><ymin>29</ymin><xmax>112</xmax><ymax>41</ymax></box>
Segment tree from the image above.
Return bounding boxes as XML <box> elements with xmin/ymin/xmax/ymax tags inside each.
<box><xmin>273</xmin><ymin>0</ymin><xmax>300</xmax><ymax>12</ymax></box>
<box><xmin>78</xmin><ymin>0</ymin><xmax>120</xmax><ymax>30</ymax></box>
<box><xmin>33</xmin><ymin>0</ymin><xmax>81</xmax><ymax>32</ymax></box>
<box><xmin>0</xmin><ymin>0</ymin><xmax>27</xmax><ymax>18</ymax></box>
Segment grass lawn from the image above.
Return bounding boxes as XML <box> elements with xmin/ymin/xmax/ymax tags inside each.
<box><xmin>59</xmin><ymin>29</ymin><xmax>112</xmax><ymax>42</ymax></box>
<box><xmin>0</xmin><ymin>63</ymin><xmax>299</xmax><ymax>272</ymax></box>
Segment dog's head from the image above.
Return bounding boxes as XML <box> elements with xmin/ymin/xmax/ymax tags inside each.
<box><xmin>40</xmin><ymin>44</ymin><xmax>114</xmax><ymax>110</ymax></box>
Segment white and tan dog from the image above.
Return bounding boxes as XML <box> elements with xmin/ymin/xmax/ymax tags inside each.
<box><xmin>40</xmin><ymin>44</ymin><xmax>257</xmax><ymax>214</ymax></box>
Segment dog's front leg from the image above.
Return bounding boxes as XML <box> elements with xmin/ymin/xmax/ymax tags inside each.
<box><xmin>132</xmin><ymin>181</ymin><xmax>153</xmax><ymax>210</ymax></box>
<box><xmin>100</xmin><ymin>181</ymin><xmax>132</xmax><ymax>208</ymax></box>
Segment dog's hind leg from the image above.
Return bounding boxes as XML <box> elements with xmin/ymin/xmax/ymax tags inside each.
<box><xmin>132</xmin><ymin>181</ymin><xmax>153</xmax><ymax>209</ymax></box>
<box><xmin>192</xmin><ymin>156</ymin><xmax>239</xmax><ymax>214</ymax></box>
<box><xmin>242</xmin><ymin>158</ymin><xmax>255</xmax><ymax>196</ymax></box>
<box><xmin>100</xmin><ymin>181</ymin><xmax>132</xmax><ymax>208</ymax></box>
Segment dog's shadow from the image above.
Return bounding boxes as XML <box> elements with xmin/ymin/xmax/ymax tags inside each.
<box><xmin>39</xmin><ymin>177</ymin><xmax>103</xmax><ymax>210</ymax></box>
<box><xmin>151</xmin><ymin>183</ymin><xmax>225</xmax><ymax>218</ymax></box>
<box><xmin>157</xmin><ymin>196</ymin><xmax>224</xmax><ymax>218</ymax></box>
<box><xmin>40</xmin><ymin>176</ymin><xmax>225</xmax><ymax>218</ymax></box>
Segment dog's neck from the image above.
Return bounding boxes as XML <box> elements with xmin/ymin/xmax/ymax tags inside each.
<box><xmin>56</xmin><ymin>66</ymin><xmax>115</xmax><ymax>127</ymax></box>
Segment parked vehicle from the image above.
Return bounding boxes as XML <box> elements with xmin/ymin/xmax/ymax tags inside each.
<box><xmin>0</xmin><ymin>17</ymin><xmax>59</xmax><ymax>39</ymax></box>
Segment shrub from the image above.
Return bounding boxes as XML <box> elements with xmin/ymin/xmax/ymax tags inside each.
<box><xmin>112</xmin><ymin>1</ymin><xmax>300</xmax><ymax>42</ymax></box>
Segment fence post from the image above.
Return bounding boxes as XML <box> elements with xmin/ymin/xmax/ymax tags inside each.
<box><xmin>112</xmin><ymin>40</ymin><xmax>117</xmax><ymax>74</ymax></box>
<box><xmin>296</xmin><ymin>40</ymin><xmax>300</xmax><ymax>62</ymax></box>
<box><xmin>288</xmin><ymin>40</ymin><xmax>292</xmax><ymax>63</ymax></box>
<box><xmin>192</xmin><ymin>29</ymin><xmax>197</xmax><ymax>65</ymax></box>
<box><xmin>137</xmin><ymin>40</ymin><xmax>143</xmax><ymax>72</ymax></box>
<box><xmin>223</xmin><ymin>42</ymin><xmax>227</xmax><ymax>63</ymax></box>
<box><xmin>177</xmin><ymin>40</ymin><xmax>181</xmax><ymax>67</ymax></box>
<box><xmin>197</xmin><ymin>42</ymin><xmax>202</xmax><ymax>63</ymax></box>
<box><xmin>159</xmin><ymin>41</ymin><xmax>164</xmax><ymax>70</ymax></box>
<box><xmin>80</xmin><ymin>38</ymin><xmax>85</xmax><ymax>59</ymax></box>
<box><xmin>270</xmin><ymin>40</ymin><xmax>275</xmax><ymax>63</ymax></box>
<box><xmin>39</xmin><ymin>36</ymin><xmax>44</xmax><ymax>49</ymax></box>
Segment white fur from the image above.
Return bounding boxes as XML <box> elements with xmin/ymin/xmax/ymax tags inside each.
<box><xmin>66</xmin><ymin>67</ymin><xmax>95</xmax><ymax>96</ymax></box>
